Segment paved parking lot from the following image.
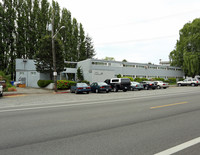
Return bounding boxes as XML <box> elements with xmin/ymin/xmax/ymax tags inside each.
<box><xmin>1</xmin><ymin>86</ymin><xmax>200</xmax><ymax>108</ymax></box>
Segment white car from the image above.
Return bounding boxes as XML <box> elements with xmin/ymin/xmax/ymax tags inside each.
<box><xmin>0</xmin><ymin>84</ymin><xmax>3</xmax><ymax>97</ymax></box>
<box><xmin>153</xmin><ymin>81</ymin><xmax>169</xmax><ymax>89</ymax></box>
<box><xmin>177</xmin><ymin>78</ymin><xmax>199</xmax><ymax>87</ymax></box>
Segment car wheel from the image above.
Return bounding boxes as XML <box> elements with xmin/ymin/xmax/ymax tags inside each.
<box><xmin>191</xmin><ymin>83</ymin><xmax>195</xmax><ymax>87</ymax></box>
<box><xmin>157</xmin><ymin>85</ymin><xmax>161</xmax><ymax>89</ymax></box>
<box><xmin>113</xmin><ymin>87</ymin><xmax>118</xmax><ymax>92</ymax></box>
<box><xmin>95</xmin><ymin>89</ymin><xmax>99</xmax><ymax>93</ymax></box>
<box><xmin>106</xmin><ymin>90</ymin><xmax>109</xmax><ymax>93</ymax></box>
<box><xmin>145</xmin><ymin>86</ymin><xmax>149</xmax><ymax>90</ymax></box>
<box><xmin>87</xmin><ymin>91</ymin><xmax>89</xmax><ymax>94</ymax></box>
<box><xmin>130</xmin><ymin>87</ymin><xmax>133</xmax><ymax>91</ymax></box>
<box><xmin>123</xmin><ymin>89</ymin><xmax>127</xmax><ymax>92</ymax></box>
<box><xmin>178</xmin><ymin>83</ymin><xmax>181</xmax><ymax>87</ymax></box>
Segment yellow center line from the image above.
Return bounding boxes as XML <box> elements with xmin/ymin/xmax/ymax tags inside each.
<box><xmin>5</xmin><ymin>94</ymin><xmax>26</xmax><ymax>98</ymax></box>
<box><xmin>150</xmin><ymin>101</ymin><xmax>188</xmax><ymax>109</ymax></box>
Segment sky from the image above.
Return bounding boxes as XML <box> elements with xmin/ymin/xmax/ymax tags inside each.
<box><xmin>55</xmin><ymin>0</ymin><xmax>200</xmax><ymax>64</ymax></box>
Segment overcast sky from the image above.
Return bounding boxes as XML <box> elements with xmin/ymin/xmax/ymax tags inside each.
<box><xmin>56</xmin><ymin>0</ymin><xmax>200</xmax><ymax>64</ymax></box>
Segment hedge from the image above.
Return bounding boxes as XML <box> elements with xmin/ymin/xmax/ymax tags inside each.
<box><xmin>57</xmin><ymin>80</ymin><xmax>76</xmax><ymax>90</ymax></box>
<box><xmin>122</xmin><ymin>76</ymin><xmax>134</xmax><ymax>81</ymax></box>
<box><xmin>134</xmin><ymin>77</ymin><xmax>148</xmax><ymax>82</ymax></box>
<box><xmin>37</xmin><ymin>80</ymin><xmax>53</xmax><ymax>88</ymax></box>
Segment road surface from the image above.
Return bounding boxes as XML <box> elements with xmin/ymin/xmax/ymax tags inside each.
<box><xmin>0</xmin><ymin>87</ymin><xmax>200</xmax><ymax>154</ymax></box>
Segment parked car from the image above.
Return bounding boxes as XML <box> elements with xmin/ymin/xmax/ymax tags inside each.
<box><xmin>104</xmin><ymin>78</ymin><xmax>131</xmax><ymax>92</ymax></box>
<box><xmin>0</xmin><ymin>83</ymin><xmax>3</xmax><ymax>97</ymax></box>
<box><xmin>70</xmin><ymin>83</ymin><xmax>91</xmax><ymax>94</ymax></box>
<box><xmin>153</xmin><ymin>81</ymin><xmax>169</xmax><ymax>89</ymax></box>
<box><xmin>90</xmin><ymin>82</ymin><xmax>111</xmax><ymax>93</ymax></box>
<box><xmin>177</xmin><ymin>78</ymin><xmax>199</xmax><ymax>87</ymax></box>
<box><xmin>140</xmin><ymin>81</ymin><xmax>157</xmax><ymax>90</ymax></box>
<box><xmin>129</xmin><ymin>82</ymin><xmax>144</xmax><ymax>91</ymax></box>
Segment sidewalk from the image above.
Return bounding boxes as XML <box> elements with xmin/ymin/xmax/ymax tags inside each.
<box><xmin>3</xmin><ymin>87</ymin><xmax>70</xmax><ymax>96</ymax></box>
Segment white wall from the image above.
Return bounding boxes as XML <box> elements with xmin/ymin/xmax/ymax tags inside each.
<box><xmin>92</xmin><ymin>70</ymin><xmax>115</xmax><ymax>82</ymax></box>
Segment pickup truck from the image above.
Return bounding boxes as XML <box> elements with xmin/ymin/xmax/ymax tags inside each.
<box><xmin>177</xmin><ymin>78</ymin><xmax>199</xmax><ymax>87</ymax></box>
<box><xmin>104</xmin><ymin>78</ymin><xmax>131</xmax><ymax>92</ymax></box>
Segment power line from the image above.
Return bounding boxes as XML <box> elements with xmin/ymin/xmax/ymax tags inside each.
<box><xmin>97</xmin><ymin>9</ymin><xmax>200</xmax><ymax>29</ymax></box>
<box><xmin>96</xmin><ymin>35</ymin><xmax>177</xmax><ymax>46</ymax></box>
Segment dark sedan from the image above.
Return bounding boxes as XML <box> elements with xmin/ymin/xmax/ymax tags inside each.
<box><xmin>70</xmin><ymin>83</ymin><xmax>91</xmax><ymax>94</ymax></box>
<box><xmin>140</xmin><ymin>81</ymin><xmax>157</xmax><ymax>90</ymax></box>
<box><xmin>90</xmin><ymin>82</ymin><xmax>111</xmax><ymax>93</ymax></box>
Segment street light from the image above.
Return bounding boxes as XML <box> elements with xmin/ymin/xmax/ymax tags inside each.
<box><xmin>51</xmin><ymin>17</ymin><xmax>65</xmax><ymax>92</ymax></box>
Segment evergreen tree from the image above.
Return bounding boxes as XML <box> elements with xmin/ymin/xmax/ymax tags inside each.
<box><xmin>0</xmin><ymin>0</ymin><xmax>96</xmax><ymax>79</ymax></box>
<box><xmin>0</xmin><ymin>2</ymin><xmax>5</xmax><ymax>71</ymax></box>
<box><xmin>2</xmin><ymin>0</ymin><xmax>17</xmax><ymax>79</ymax></box>
<box><xmin>78</xmin><ymin>23</ymin><xmax>86</xmax><ymax>61</ymax></box>
<box><xmin>71</xmin><ymin>18</ymin><xmax>79</xmax><ymax>61</ymax></box>
<box><xmin>34</xmin><ymin>35</ymin><xmax>64</xmax><ymax>79</ymax></box>
<box><xmin>85</xmin><ymin>34</ymin><xmax>95</xmax><ymax>59</ymax></box>
<box><xmin>60</xmin><ymin>8</ymin><xmax>73</xmax><ymax>62</ymax></box>
<box><xmin>16</xmin><ymin>0</ymin><xmax>26</xmax><ymax>58</ymax></box>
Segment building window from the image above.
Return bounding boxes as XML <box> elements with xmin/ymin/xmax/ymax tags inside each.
<box><xmin>149</xmin><ymin>66</ymin><xmax>158</xmax><ymax>69</ymax></box>
<box><xmin>158</xmin><ymin>67</ymin><xmax>167</xmax><ymax>70</ymax></box>
<box><xmin>168</xmin><ymin>68</ymin><xmax>176</xmax><ymax>71</ymax></box>
<box><xmin>92</xmin><ymin>62</ymin><xmax>107</xmax><ymax>66</ymax></box>
<box><xmin>123</xmin><ymin>64</ymin><xmax>135</xmax><ymax>68</ymax></box>
<box><xmin>31</xmin><ymin>72</ymin><xmax>36</xmax><ymax>76</ymax></box>
<box><xmin>20</xmin><ymin>72</ymin><xmax>24</xmax><ymax>75</ymax></box>
<box><xmin>136</xmin><ymin>65</ymin><xmax>145</xmax><ymax>69</ymax></box>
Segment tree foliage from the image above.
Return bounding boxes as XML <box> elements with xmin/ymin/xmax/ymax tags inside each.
<box><xmin>77</xmin><ymin>67</ymin><xmax>84</xmax><ymax>81</ymax></box>
<box><xmin>0</xmin><ymin>0</ymin><xmax>95</xmax><ymax>79</ymax></box>
<box><xmin>104</xmin><ymin>57</ymin><xmax>115</xmax><ymax>61</ymax></box>
<box><xmin>169</xmin><ymin>18</ymin><xmax>200</xmax><ymax>77</ymax></box>
<box><xmin>34</xmin><ymin>35</ymin><xmax>64</xmax><ymax>79</ymax></box>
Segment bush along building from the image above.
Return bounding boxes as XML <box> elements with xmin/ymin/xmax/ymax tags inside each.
<box><xmin>16</xmin><ymin>58</ymin><xmax>184</xmax><ymax>88</ymax></box>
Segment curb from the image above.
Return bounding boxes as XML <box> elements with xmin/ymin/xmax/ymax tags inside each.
<box><xmin>54</xmin><ymin>91</ymin><xmax>70</xmax><ymax>94</ymax></box>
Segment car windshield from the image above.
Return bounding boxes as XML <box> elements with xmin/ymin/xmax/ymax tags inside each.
<box><xmin>97</xmin><ymin>82</ymin><xmax>107</xmax><ymax>86</ymax></box>
<box><xmin>77</xmin><ymin>83</ymin><xmax>88</xmax><ymax>87</ymax></box>
<box><xmin>131</xmin><ymin>82</ymin><xmax>139</xmax><ymax>85</ymax></box>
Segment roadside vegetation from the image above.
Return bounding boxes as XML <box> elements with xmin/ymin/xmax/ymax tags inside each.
<box><xmin>169</xmin><ymin>18</ymin><xmax>200</xmax><ymax>77</ymax></box>
<box><xmin>0</xmin><ymin>71</ymin><xmax>16</xmax><ymax>91</ymax></box>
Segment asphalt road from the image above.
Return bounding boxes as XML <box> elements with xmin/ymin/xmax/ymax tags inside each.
<box><xmin>0</xmin><ymin>87</ymin><xmax>200</xmax><ymax>155</ymax></box>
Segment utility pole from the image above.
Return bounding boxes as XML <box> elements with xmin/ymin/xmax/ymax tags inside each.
<box><xmin>51</xmin><ymin>11</ymin><xmax>65</xmax><ymax>92</ymax></box>
<box><xmin>52</xmin><ymin>12</ymin><xmax>57</xmax><ymax>92</ymax></box>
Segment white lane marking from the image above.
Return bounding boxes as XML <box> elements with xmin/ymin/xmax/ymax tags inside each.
<box><xmin>154</xmin><ymin>137</ymin><xmax>200</xmax><ymax>155</ymax></box>
<box><xmin>0</xmin><ymin>90</ymin><xmax>199</xmax><ymax>113</ymax></box>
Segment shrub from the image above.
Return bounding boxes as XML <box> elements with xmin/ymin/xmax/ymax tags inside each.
<box><xmin>57</xmin><ymin>80</ymin><xmax>76</xmax><ymax>90</ymax></box>
<box><xmin>134</xmin><ymin>77</ymin><xmax>148</xmax><ymax>82</ymax></box>
<box><xmin>122</xmin><ymin>76</ymin><xmax>134</xmax><ymax>81</ymax></box>
<box><xmin>151</xmin><ymin>77</ymin><xmax>165</xmax><ymax>81</ymax></box>
<box><xmin>117</xmin><ymin>74</ymin><xmax>122</xmax><ymax>78</ymax></box>
<box><xmin>178</xmin><ymin>77</ymin><xmax>184</xmax><ymax>81</ymax></box>
<box><xmin>37</xmin><ymin>80</ymin><xmax>53</xmax><ymax>88</ymax></box>
<box><xmin>167</xmin><ymin>78</ymin><xmax>177</xmax><ymax>84</ymax></box>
